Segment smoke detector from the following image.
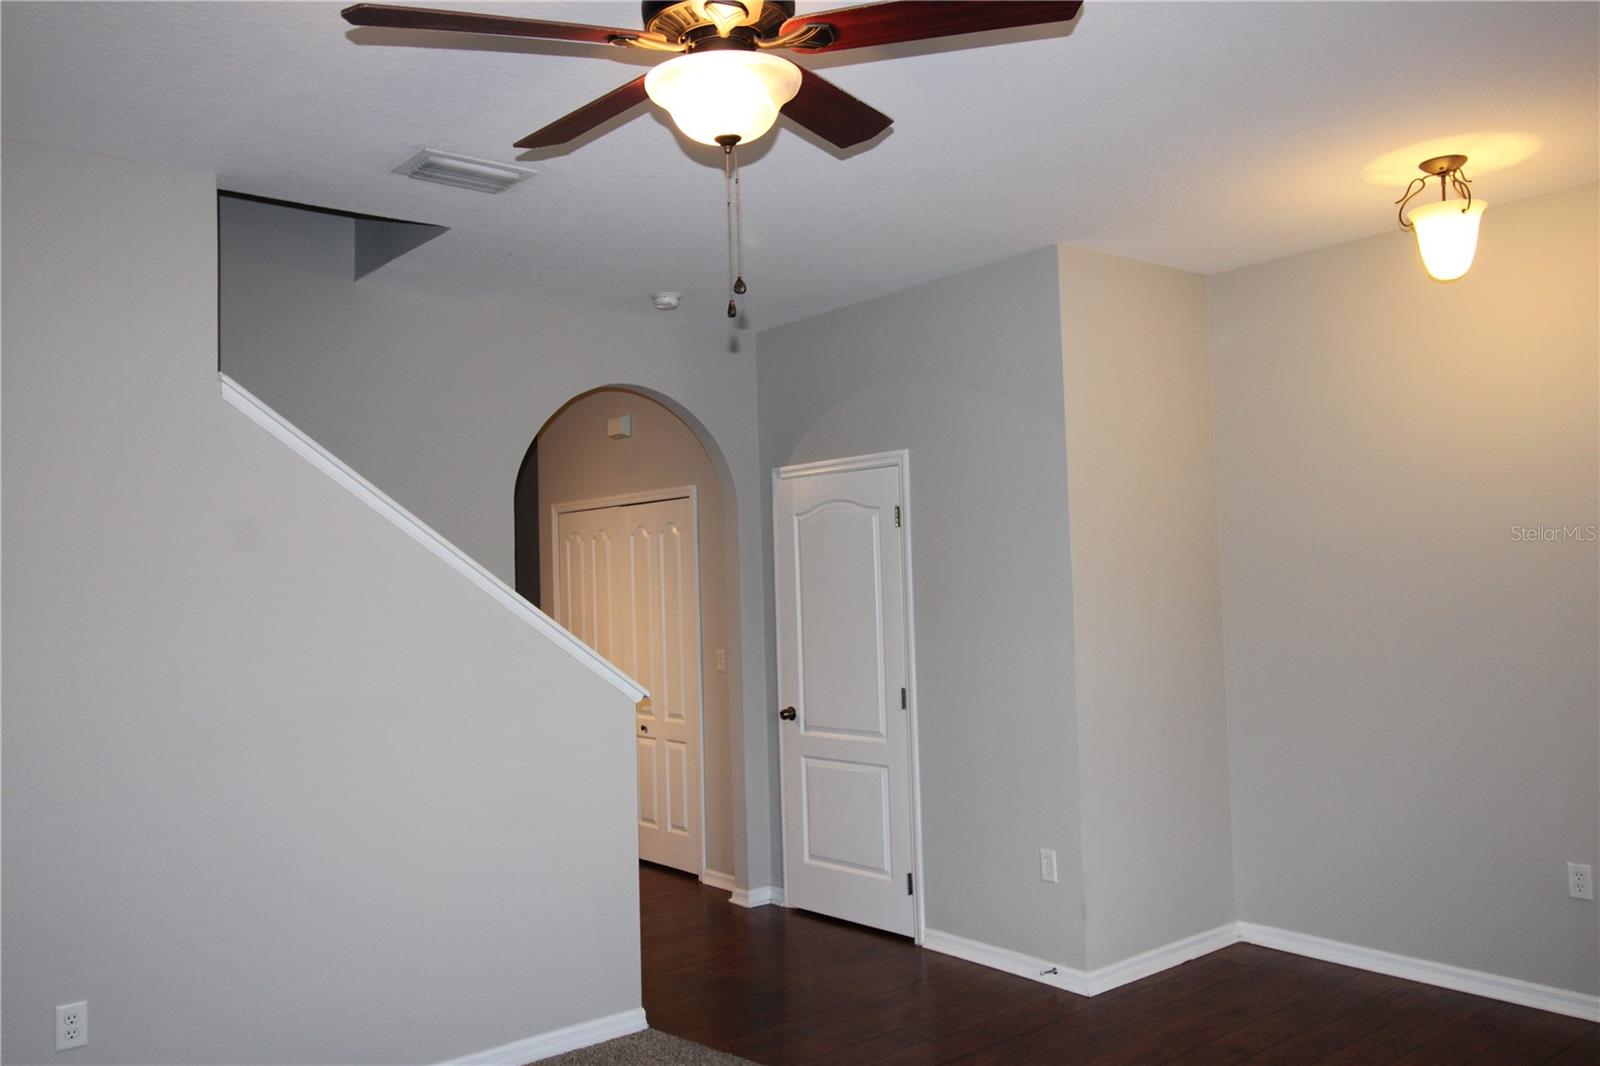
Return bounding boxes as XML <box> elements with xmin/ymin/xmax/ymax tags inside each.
<box><xmin>394</xmin><ymin>149</ymin><xmax>533</xmax><ymax>194</ymax></box>
<box><xmin>652</xmin><ymin>292</ymin><xmax>682</xmax><ymax>311</ymax></box>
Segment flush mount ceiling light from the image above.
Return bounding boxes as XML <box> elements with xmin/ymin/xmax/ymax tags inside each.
<box><xmin>1395</xmin><ymin>155</ymin><xmax>1487</xmax><ymax>282</ymax></box>
<box><xmin>341</xmin><ymin>1</ymin><xmax>1083</xmax><ymax>316</ymax></box>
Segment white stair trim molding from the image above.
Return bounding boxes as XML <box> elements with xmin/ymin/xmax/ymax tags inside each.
<box><xmin>699</xmin><ymin>869</ymin><xmax>736</xmax><ymax>893</ymax></box>
<box><xmin>730</xmin><ymin>885</ymin><xmax>785</xmax><ymax>908</ymax></box>
<box><xmin>922</xmin><ymin>928</ymin><xmax>1089</xmax><ymax>994</ymax></box>
<box><xmin>219</xmin><ymin>373</ymin><xmax>646</xmax><ymax>704</ymax></box>
<box><xmin>1237</xmin><ymin>921</ymin><xmax>1600</xmax><ymax>1023</ymax></box>
<box><xmin>1084</xmin><ymin>923</ymin><xmax>1242</xmax><ymax>995</ymax></box>
<box><xmin>438</xmin><ymin>1007</ymin><xmax>648</xmax><ymax>1064</ymax></box>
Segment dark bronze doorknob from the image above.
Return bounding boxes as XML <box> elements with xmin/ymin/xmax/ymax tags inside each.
<box><xmin>779</xmin><ymin>706</ymin><xmax>797</xmax><ymax>721</ymax></box>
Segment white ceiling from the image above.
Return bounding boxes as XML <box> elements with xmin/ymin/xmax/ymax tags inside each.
<box><xmin>4</xmin><ymin>1</ymin><xmax>1596</xmax><ymax>327</ymax></box>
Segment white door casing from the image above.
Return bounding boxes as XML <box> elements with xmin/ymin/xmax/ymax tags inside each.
<box><xmin>773</xmin><ymin>452</ymin><xmax>922</xmax><ymax>938</ymax></box>
<box><xmin>553</xmin><ymin>490</ymin><xmax>703</xmax><ymax>875</ymax></box>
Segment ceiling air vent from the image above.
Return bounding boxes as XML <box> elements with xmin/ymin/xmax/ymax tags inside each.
<box><xmin>394</xmin><ymin>150</ymin><xmax>533</xmax><ymax>194</ymax></box>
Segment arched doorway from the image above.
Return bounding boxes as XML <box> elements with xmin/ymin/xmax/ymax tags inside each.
<box><xmin>515</xmin><ymin>387</ymin><xmax>741</xmax><ymax>887</ymax></box>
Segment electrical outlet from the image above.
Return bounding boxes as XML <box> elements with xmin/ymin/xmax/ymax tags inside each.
<box><xmin>715</xmin><ymin>649</ymin><xmax>726</xmax><ymax>673</ymax></box>
<box><xmin>1569</xmin><ymin>862</ymin><xmax>1594</xmax><ymax>901</ymax></box>
<box><xmin>56</xmin><ymin>1001</ymin><xmax>87</xmax><ymax>1050</ymax></box>
<box><xmin>1039</xmin><ymin>848</ymin><xmax>1058</xmax><ymax>883</ymax></box>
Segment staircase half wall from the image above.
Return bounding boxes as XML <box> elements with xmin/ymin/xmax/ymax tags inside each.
<box><xmin>2</xmin><ymin>140</ymin><xmax>646</xmax><ymax>1065</ymax></box>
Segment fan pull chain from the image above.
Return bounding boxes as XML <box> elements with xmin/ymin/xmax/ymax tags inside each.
<box><xmin>721</xmin><ymin>140</ymin><xmax>747</xmax><ymax>319</ymax></box>
<box><xmin>733</xmin><ymin>146</ymin><xmax>746</xmax><ymax>297</ymax></box>
<box><xmin>723</xmin><ymin>144</ymin><xmax>736</xmax><ymax>318</ymax></box>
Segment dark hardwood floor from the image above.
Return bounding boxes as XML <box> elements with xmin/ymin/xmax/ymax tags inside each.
<box><xmin>640</xmin><ymin>865</ymin><xmax>1597</xmax><ymax>1065</ymax></box>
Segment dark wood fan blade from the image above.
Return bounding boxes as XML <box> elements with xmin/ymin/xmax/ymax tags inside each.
<box><xmin>514</xmin><ymin>76</ymin><xmax>649</xmax><ymax>149</ymax></box>
<box><xmin>341</xmin><ymin>4</ymin><xmax>653</xmax><ymax>46</ymax></box>
<box><xmin>780</xmin><ymin>67</ymin><xmax>892</xmax><ymax>149</ymax></box>
<box><xmin>780</xmin><ymin>0</ymin><xmax>1080</xmax><ymax>54</ymax></box>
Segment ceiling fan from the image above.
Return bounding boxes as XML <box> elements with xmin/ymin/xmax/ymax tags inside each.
<box><xmin>342</xmin><ymin>1</ymin><xmax>1081</xmax><ymax>317</ymax></box>
<box><xmin>342</xmin><ymin>1</ymin><xmax>1083</xmax><ymax>151</ymax></box>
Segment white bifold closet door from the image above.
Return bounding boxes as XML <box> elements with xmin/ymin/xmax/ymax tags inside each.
<box><xmin>553</xmin><ymin>495</ymin><xmax>702</xmax><ymax>874</ymax></box>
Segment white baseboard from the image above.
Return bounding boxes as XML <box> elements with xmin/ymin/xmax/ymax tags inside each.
<box><xmin>922</xmin><ymin>923</ymin><xmax>1238</xmax><ymax>996</ymax></box>
<box><xmin>1084</xmin><ymin>923</ymin><xmax>1241</xmax><ymax>994</ymax></box>
<box><xmin>921</xmin><ymin>928</ymin><xmax>1088</xmax><ymax>994</ymax></box>
<box><xmin>1237</xmin><ymin>922</ymin><xmax>1600</xmax><ymax>1023</ymax></box>
<box><xmin>730</xmin><ymin>885</ymin><xmax>784</xmax><ymax>908</ymax></box>
<box><xmin>439</xmin><ymin>1007</ymin><xmax>647</xmax><ymax>1065</ymax></box>
<box><xmin>699</xmin><ymin>870</ymin><xmax>778</xmax><ymax>907</ymax></box>
<box><xmin>923</xmin><ymin>920</ymin><xmax>1597</xmax><ymax>1022</ymax></box>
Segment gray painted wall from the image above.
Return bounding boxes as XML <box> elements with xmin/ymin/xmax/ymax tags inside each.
<box><xmin>1210</xmin><ymin>183</ymin><xmax>1600</xmax><ymax>995</ymax></box>
<box><xmin>1058</xmin><ymin>247</ymin><xmax>1236</xmax><ymax>969</ymax></box>
<box><xmin>210</xmin><ymin>166</ymin><xmax>1600</xmax><ymax>1003</ymax></box>
<box><xmin>2</xmin><ymin>141</ymin><xmax>642</xmax><ymax>1064</ymax></box>
<box><xmin>218</xmin><ymin>198</ymin><xmax>778</xmax><ymax>892</ymax></box>
<box><xmin>757</xmin><ymin>248</ymin><xmax>1089</xmax><ymax>967</ymax></box>
<box><xmin>537</xmin><ymin>389</ymin><xmax>737</xmax><ymax>878</ymax></box>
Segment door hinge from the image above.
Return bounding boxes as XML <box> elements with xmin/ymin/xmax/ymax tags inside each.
<box><xmin>900</xmin><ymin>687</ymin><xmax>907</xmax><ymax>709</ymax></box>
<box><xmin>894</xmin><ymin>505</ymin><xmax>902</xmax><ymax>528</ymax></box>
<box><xmin>907</xmin><ymin>872</ymin><xmax>914</xmax><ymax>896</ymax></box>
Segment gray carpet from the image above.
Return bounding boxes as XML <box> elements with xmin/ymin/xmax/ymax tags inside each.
<box><xmin>534</xmin><ymin>1028</ymin><xmax>758</xmax><ymax>1065</ymax></box>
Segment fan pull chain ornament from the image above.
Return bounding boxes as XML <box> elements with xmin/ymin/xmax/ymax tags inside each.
<box><xmin>720</xmin><ymin>137</ymin><xmax>749</xmax><ymax>318</ymax></box>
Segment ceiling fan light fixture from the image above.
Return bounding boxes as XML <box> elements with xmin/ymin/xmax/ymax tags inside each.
<box><xmin>644</xmin><ymin>50</ymin><xmax>801</xmax><ymax>146</ymax></box>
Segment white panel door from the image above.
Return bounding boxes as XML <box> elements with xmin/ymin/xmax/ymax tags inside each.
<box><xmin>554</xmin><ymin>495</ymin><xmax>702</xmax><ymax>874</ymax></box>
<box><xmin>774</xmin><ymin>459</ymin><xmax>914</xmax><ymax>936</ymax></box>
